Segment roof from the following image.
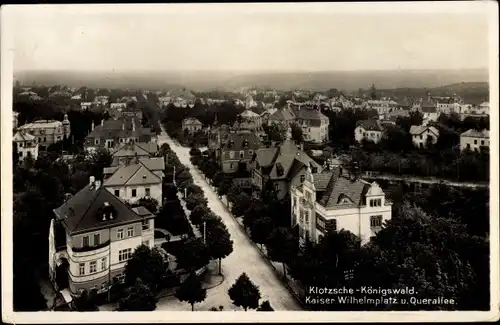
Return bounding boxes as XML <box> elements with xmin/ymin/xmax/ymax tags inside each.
<box><xmin>131</xmin><ymin>206</ymin><xmax>155</xmax><ymax>218</ymax></box>
<box><xmin>240</xmin><ymin>109</ymin><xmax>260</xmax><ymax>118</ymax></box>
<box><xmin>13</xmin><ymin>130</ymin><xmax>35</xmax><ymax>141</ymax></box>
<box><xmin>104</xmin><ymin>163</ymin><xmax>161</xmax><ymax>187</ymax></box>
<box><xmin>355</xmin><ymin>119</ymin><xmax>384</xmax><ymax>132</ymax></box>
<box><xmin>19</xmin><ymin>120</ymin><xmax>63</xmax><ymax>129</ymax></box>
<box><xmin>409</xmin><ymin>125</ymin><xmax>439</xmax><ymax>136</ymax></box>
<box><xmin>421</xmin><ymin>106</ymin><xmax>437</xmax><ymax>113</ymax></box>
<box><xmin>293</xmin><ymin>107</ymin><xmax>329</xmax><ymax>122</ymax></box>
<box><xmin>267</xmin><ymin>140</ymin><xmax>321</xmax><ymax>180</ymax></box>
<box><xmin>183</xmin><ymin>117</ymin><xmax>202</xmax><ymax>125</ymax></box>
<box><xmin>261</xmin><ymin>108</ymin><xmax>278</xmax><ymax>117</ymax></box>
<box><xmin>255</xmin><ymin>148</ymin><xmax>279</xmax><ymax>167</ymax></box>
<box><xmin>112</xmin><ymin>142</ymin><xmax>158</xmax><ymax>158</ymax></box>
<box><xmin>461</xmin><ymin>129</ymin><xmax>489</xmax><ymax>138</ymax></box>
<box><xmin>268</xmin><ymin>108</ymin><xmax>296</xmax><ymax>121</ymax></box>
<box><xmin>318</xmin><ymin>169</ymin><xmax>372</xmax><ymax>209</ymax></box>
<box><xmin>53</xmin><ymin>183</ymin><xmax>143</xmax><ymax>235</ymax></box>
<box><xmin>138</xmin><ymin>157</ymin><xmax>165</xmax><ymax>171</ymax></box>
<box><xmin>313</xmin><ymin>171</ymin><xmax>334</xmax><ymax>191</ymax></box>
<box><xmin>222</xmin><ymin>131</ymin><xmax>261</xmax><ymax>150</ymax></box>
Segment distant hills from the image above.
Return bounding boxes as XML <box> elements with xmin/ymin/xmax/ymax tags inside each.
<box><xmin>14</xmin><ymin>68</ymin><xmax>489</xmax><ymax>93</ymax></box>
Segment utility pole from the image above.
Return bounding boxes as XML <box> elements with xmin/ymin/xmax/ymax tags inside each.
<box><xmin>173</xmin><ymin>165</ymin><xmax>176</xmax><ymax>186</ymax></box>
<box><xmin>107</xmin><ymin>227</ymin><xmax>111</xmax><ymax>302</ymax></box>
<box><xmin>203</xmin><ymin>221</ymin><xmax>206</xmax><ymax>244</ymax></box>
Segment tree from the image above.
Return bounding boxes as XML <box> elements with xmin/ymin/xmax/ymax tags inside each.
<box><xmin>265</xmin><ymin>227</ymin><xmax>299</xmax><ymax>279</ymax></box>
<box><xmin>257</xmin><ymin>300</ymin><xmax>274</xmax><ymax>311</ymax></box>
<box><xmin>228</xmin><ymin>273</ymin><xmax>261</xmax><ymax>311</ymax></box>
<box><xmin>73</xmin><ymin>289</ymin><xmax>99</xmax><ymax>311</ymax></box>
<box><xmin>249</xmin><ymin>216</ymin><xmax>274</xmax><ymax>249</ymax></box>
<box><xmin>13</xmin><ymin>142</ymin><xmax>20</xmax><ymax>166</ymax></box>
<box><xmin>87</xmin><ymin>147</ymin><xmax>112</xmax><ymax>179</ymax></box>
<box><xmin>131</xmin><ymin>197</ymin><xmax>159</xmax><ymax>214</ymax></box>
<box><xmin>190</xmin><ymin>147</ymin><xmax>202</xmax><ymax>157</ymax></box>
<box><xmin>265</xmin><ymin>122</ymin><xmax>287</xmax><ymax>142</ymax></box>
<box><xmin>205</xmin><ymin>221</ymin><xmax>234</xmax><ymax>275</ymax></box>
<box><xmin>118</xmin><ymin>278</ymin><xmax>158</xmax><ymax>311</ymax></box>
<box><xmin>175</xmin><ymin>272</ymin><xmax>207</xmax><ymax>311</ymax></box>
<box><xmin>189</xmin><ymin>204</ymin><xmax>211</xmax><ymax>226</ymax></box>
<box><xmin>290</xmin><ymin>123</ymin><xmax>304</xmax><ymax>143</ymax></box>
<box><xmin>124</xmin><ymin>245</ymin><xmax>168</xmax><ymax>292</ymax></box>
<box><xmin>185</xmin><ymin>193</ymin><xmax>208</xmax><ymax>211</ymax></box>
<box><xmin>230</xmin><ymin>192</ymin><xmax>253</xmax><ymax>217</ymax></box>
<box><xmin>176</xmin><ymin>237</ymin><xmax>210</xmax><ymax>271</ymax></box>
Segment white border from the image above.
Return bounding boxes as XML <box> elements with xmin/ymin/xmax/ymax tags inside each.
<box><xmin>1</xmin><ymin>2</ymin><xmax>499</xmax><ymax>323</ymax></box>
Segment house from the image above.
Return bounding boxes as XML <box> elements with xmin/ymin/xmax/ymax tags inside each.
<box><xmin>267</xmin><ymin>107</ymin><xmax>296</xmax><ymax>127</ymax></box>
<box><xmin>18</xmin><ymin>91</ymin><xmax>43</xmax><ymax>101</ymax></box>
<box><xmin>354</xmin><ymin>120</ymin><xmax>384</xmax><ymax>144</ymax></box>
<box><xmin>380</xmin><ymin>109</ymin><xmax>409</xmax><ymax>125</ymax></box>
<box><xmin>49</xmin><ymin>177</ymin><xmax>156</xmax><ymax>295</ymax></box>
<box><xmin>17</xmin><ymin>114</ymin><xmax>71</xmax><ymax>149</ymax></box>
<box><xmin>290</xmin><ymin>166</ymin><xmax>392</xmax><ymax>246</ymax></box>
<box><xmin>94</xmin><ymin>96</ymin><xmax>109</xmax><ymax>106</ymax></box>
<box><xmin>245</xmin><ymin>95</ymin><xmax>257</xmax><ymax>109</ymax></box>
<box><xmin>104</xmin><ymin>160</ymin><xmax>163</xmax><ymax>205</ymax></box>
<box><xmin>250</xmin><ymin>139</ymin><xmax>322</xmax><ymax>199</ymax></box>
<box><xmin>460</xmin><ymin>129</ymin><xmax>489</xmax><ymax>152</ymax></box>
<box><xmin>409</xmin><ymin>125</ymin><xmax>440</xmax><ymax>148</ymax></box>
<box><xmin>13</xmin><ymin>130</ymin><xmax>39</xmax><ymax>161</ymax></box>
<box><xmin>109</xmin><ymin>142</ymin><xmax>159</xmax><ymax>167</ymax></box>
<box><xmin>237</xmin><ymin>109</ymin><xmax>263</xmax><ymax>132</ymax></box>
<box><xmin>84</xmin><ymin>118</ymin><xmax>154</xmax><ymax>152</ymax></box>
<box><xmin>365</xmin><ymin>100</ymin><xmax>399</xmax><ymax>115</ymax></box>
<box><xmin>81</xmin><ymin>102</ymin><xmax>93</xmax><ymax>111</ymax></box>
<box><xmin>291</xmin><ymin>106</ymin><xmax>329</xmax><ymax>143</ymax></box>
<box><xmin>104</xmin><ymin>156</ymin><xmax>164</xmax><ymax>180</ymax></box>
<box><xmin>219</xmin><ymin>130</ymin><xmax>261</xmax><ymax>174</ymax></box>
<box><xmin>478</xmin><ymin>102</ymin><xmax>490</xmax><ymax>115</ymax></box>
<box><xmin>110</xmin><ymin>103</ymin><xmax>128</xmax><ymax>110</ymax></box>
<box><xmin>182</xmin><ymin>118</ymin><xmax>203</xmax><ymax>134</ymax></box>
<box><xmin>260</xmin><ymin>108</ymin><xmax>278</xmax><ymax>123</ymax></box>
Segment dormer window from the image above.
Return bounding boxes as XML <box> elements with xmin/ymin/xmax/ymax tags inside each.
<box><xmin>276</xmin><ymin>164</ymin><xmax>285</xmax><ymax>177</ymax></box>
<box><xmin>300</xmin><ymin>174</ymin><xmax>305</xmax><ymax>183</ymax></box>
<box><xmin>100</xmin><ymin>202</ymin><xmax>116</xmax><ymax>221</ymax></box>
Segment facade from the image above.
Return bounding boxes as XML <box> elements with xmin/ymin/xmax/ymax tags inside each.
<box><xmin>84</xmin><ymin>118</ymin><xmax>154</xmax><ymax>152</ymax></box>
<box><xmin>50</xmin><ymin>177</ymin><xmax>156</xmax><ymax>295</ymax></box>
<box><xmin>182</xmin><ymin>118</ymin><xmax>203</xmax><ymax>134</ymax></box>
<box><xmin>460</xmin><ymin>129</ymin><xmax>489</xmax><ymax>152</ymax></box>
<box><xmin>251</xmin><ymin>139</ymin><xmax>322</xmax><ymax>199</ymax></box>
<box><xmin>409</xmin><ymin>125</ymin><xmax>440</xmax><ymax>148</ymax></box>
<box><xmin>290</xmin><ymin>166</ymin><xmax>392</xmax><ymax>246</ymax></box>
<box><xmin>354</xmin><ymin>120</ymin><xmax>384</xmax><ymax>144</ymax></box>
<box><xmin>81</xmin><ymin>102</ymin><xmax>93</xmax><ymax>111</ymax></box>
<box><xmin>17</xmin><ymin>114</ymin><xmax>71</xmax><ymax>149</ymax></box>
<box><xmin>104</xmin><ymin>161</ymin><xmax>163</xmax><ymax>205</ymax></box>
<box><xmin>237</xmin><ymin>109</ymin><xmax>263</xmax><ymax>132</ymax></box>
<box><xmin>13</xmin><ymin>130</ymin><xmax>39</xmax><ymax>161</ymax></box>
<box><xmin>291</xmin><ymin>106</ymin><xmax>329</xmax><ymax>143</ymax></box>
<box><xmin>218</xmin><ymin>130</ymin><xmax>261</xmax><ymax>174</ymax></box>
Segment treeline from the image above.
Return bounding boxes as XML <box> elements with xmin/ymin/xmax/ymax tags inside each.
<box><xmin>190</xmin><ymin>150</ymin><xmax>490</xmax><ymax>311</ymax></box>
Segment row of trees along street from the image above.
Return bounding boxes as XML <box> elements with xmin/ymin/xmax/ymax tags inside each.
<box><xmin>190</xmin><ymin>149</ymin><xmax>490</xmax><ymax>311</ymax></box>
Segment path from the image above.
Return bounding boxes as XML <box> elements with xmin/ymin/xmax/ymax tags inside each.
<box><xmin>157</xmin><ymin>125</ymin><xmax>301</xmax><ymax>311</ymax></box>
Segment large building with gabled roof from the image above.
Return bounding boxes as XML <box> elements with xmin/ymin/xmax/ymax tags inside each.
<box><xmin>49</xmin><ymin>177</ymin><xmax>156</xmax><ymax>295</ymax></box>
<box><xmin>290</xmin><ymin>166</ymin><xmax>392</xmax><ymax>246</ymax></box>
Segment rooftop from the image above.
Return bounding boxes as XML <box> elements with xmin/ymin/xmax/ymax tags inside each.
<box><xmin>461</xmin><ymin>129</ymin><xmax>489</xmax><ymax>138</ymax></box>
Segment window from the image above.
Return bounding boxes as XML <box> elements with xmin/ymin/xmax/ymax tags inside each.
<box><xmin>117</xmin><ymin>229</ymin><xmax>124</xmax><ymax>240</ymax></box>
<box><xmin>19</xmin><ymin>151</ymin><xmax>23</xmax><ymax>157</ymax></box>
<box><xmin>370</xmin><ymin>215</ymin><xmax>383</xmax><ymax>228</ymax></box>
<box><xmin>142</xmin><ymin>220</ymin><xmax>150</xmax><ymax>230</ymax></box>
<box><xmin>316</xmin><ymin>216</ymin><xmax>325</xmax><ymax>230</ymax></box>
<box><xmin>95</xmin><ymin>139</ymin><xmax>100</xmax><ymax>145</ymax></box>
<box><xmin>481</xmin><ymin>140</ymin><xmax>485</xmax><ymax>145</ymax></box>
<box><xmin>420</xmin><ymin>135</ymin><xmax>423</xmax><ymax>139</ymax></box>
<box><xmin>93</xmin><ymin>233</ymin><xmax>100</xmax><ymax>245</ymax></box>
<box><xmin>240</xmin><ymin>151</ymin><xmax>244</xmax><ymax>159</ymax></box>
<box><xmin>145</xmin><ymin>188</ymin><xmax>151</xmax><ymax>197</ymax></box>
<box><xmin>229</xmin><ymin>163</ymin><xmax>234</xmax><ymax>169</ymax></box>
<box><xmin>229</xmin><ymin>151</ymin><xmax>235</xmax><ymax>159</ymax></box>
<box><xmin>274</xmin><ymin>183</ymin><xmax>280</xmax><ymax>191</ymax></box>
<box><xmin>474</xmin><ymin>140</ymin><xmax>477</xmax><ymax>145</ymax></box>
<box><xmin>249</xmin><ymin>150</ymin><xmax>253</xmax><ymax>156</ymax></box>
<box><xmin>82</xmin><ymin>236</ymin><xmax>89</xmax><ymax>247</ymax></box>
<box><xmin>131</xmin><ymin>189</ymin><xmax>137</xmax><ymax>197</ymax></box>
<box><xmin>43</xmin><ymin>137</ymin><xmax>46</xmax><ymax>142</ymax></box>
<box><xmin>119</xmin><ymin>248</ymin><xmax>132</xmax><ymax>262</ymax></box>
<box><xmin>305</xmin><ymin>211</ymin><xmax>309</xmax><ymax>223</ymax></box>
<box><xmin>369</xmin><ymin>199</ymin><xmax>382</xmax><ymax>207</ymax></box>
<box><xmin>127</xmin><ymin>227</ymin><xmax>134</xmax><ymax>237</ymax></box>
<box><xmin>89</xmin><ymin>261</ymin><xmax>97</xmax><ymax>274</ymax></box>
<box><xmin>300</xmin><ymin>175</ymin><xmax>305</xmax><ymax>183</ymax></box>
<box><xmin>114</xmin><ymin>189</ymin><xmax>120</xmax><ymax>196</ymax></box>
<box><xmin>79</xmin><ymin>263</ymin><xmax>85</xmax><ymax>275</ymax></box>
<box><xmin>101</xmin><ymin>257</ymin><xmax>107</xmax><ymax>271</ymax></box>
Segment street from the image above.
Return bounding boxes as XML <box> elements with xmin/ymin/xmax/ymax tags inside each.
<box><xmin>156</xmin><ymin>128</ymin><xmax>302</xmax><ymax>311</ymax></box>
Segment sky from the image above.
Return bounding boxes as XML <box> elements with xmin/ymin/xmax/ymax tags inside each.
<box><xmin>8</xmin><ymin>3</ymin><xmax>492</xmax><ymax>73</ymax></box>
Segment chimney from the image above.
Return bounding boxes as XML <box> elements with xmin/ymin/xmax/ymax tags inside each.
<box><xmin>300</xmin><ymin>143</ymin><xmax>304</xmax><ymax>151</ymax></box>
<box><xmin>101</xmin><ymin>119</ymin><xmax>104</xmax><ymax>127</ymax></box>
<box><xmin>91</xmin><ymin>120</ymin><xmax>95</xmax><ymax>131</ymax></box>
<box><xmin>122</xmin><ymin>123</ymin><xmax>125</xmax><ymax>130</ymax></box>
<box><xmin>132</xmin><ymin>118</ymin><xmax>136</xmax><ymax>131</ymax></box>
<box><xmin>95</xmin><ymin>180</ymin><xmax>101</xmax><ymax>190</ymax></box>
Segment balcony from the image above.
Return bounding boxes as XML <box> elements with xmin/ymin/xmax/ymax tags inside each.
<box><xmin>71</xmin><ymin>240</ymin><xmax>110</xmax><ymax>253</ymax></box>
